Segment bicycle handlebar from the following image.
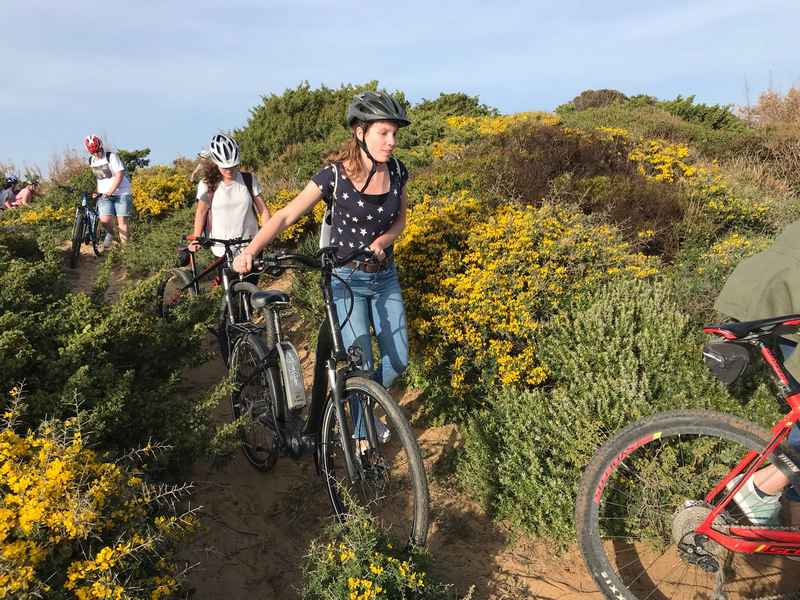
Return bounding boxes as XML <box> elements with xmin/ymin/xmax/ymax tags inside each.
<box><xmin>258</xmin><ymin>247</ymin><xmax>378</xmax><ymax>271</ymax></box>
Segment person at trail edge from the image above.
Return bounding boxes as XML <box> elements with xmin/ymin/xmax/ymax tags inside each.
<box><xmin>11</xmin><ymin>180</ymin><xmax>39</xmax><ymax>207</ymax></box>
<box><xmin>232</xmin><ymin>91</ymin><xmax>411</xmax><ymax>439</ymax></box>
<box><xmin>715</xmin><ymin>220</ymin><xmax>800</xmax><ymax>525</ymax></box>
<box><xmin>84</xmin><ymin>135</ymin><xmax>133</xmax><ymax>248</ymax></box>
<box><xmin>0</xmin><ymin>176</ymin><xmax>18</xmax><ymax>209</ymax></box>
<box><xmin>187</xmin><ymin>133</ymin><xmax>269</xmax><ymax>257</ymax></box>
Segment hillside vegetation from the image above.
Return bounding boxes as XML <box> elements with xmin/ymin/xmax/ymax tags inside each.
<box><xmin>1</xmin><ymin>83</ymin><xmax>799</xmax><ymax>598</ymax></box>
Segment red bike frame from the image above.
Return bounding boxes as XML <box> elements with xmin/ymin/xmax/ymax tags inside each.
<box><xmin>697</xmin><ymin>328</ymin><xmax>800</xmax><ymax>556</ymax></box>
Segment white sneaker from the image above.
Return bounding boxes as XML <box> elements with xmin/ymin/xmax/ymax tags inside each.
<box><xmin>103</xmin><ymin>232</ymin><xmax>113</xmax><ymax>249</ymax></box>
<box><xmin>726</xmin><ymin>475</ymin><xmax>781</xmax><ymax>525</ymax></box>
<box><xmin>376</xmin><ymin>419</ymin><xmax>391</xmax><ymax>443</ymax></box>
<box><xmin>352</xmin><ymin>419</ymin><xmax>391</xmax><ymax>443</ymax></box>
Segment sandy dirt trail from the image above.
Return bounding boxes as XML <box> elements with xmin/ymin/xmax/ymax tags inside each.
<box><xmin>66</xmin><ymin>254</ymin><xmax>600</xmax><ymax>599</ymax></box>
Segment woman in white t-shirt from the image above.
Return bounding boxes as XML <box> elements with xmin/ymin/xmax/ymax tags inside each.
<box><xmin>188</xmin><ymin>134</ymin><xmax>269</xmax><ymax>257</ymax></box>
<box><xmin>84</xmin><ymin>135</ymin><xmax>133</xmax><ymax>248</ymax></box>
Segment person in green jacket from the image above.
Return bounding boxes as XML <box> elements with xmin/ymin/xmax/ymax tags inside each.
<box><xmin>714</xmin><ymin>220</ymin><xmax>800</xmax><ymax>525</ymax></box>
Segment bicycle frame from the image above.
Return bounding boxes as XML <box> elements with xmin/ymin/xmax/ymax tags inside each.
<box><xmin>694</xmin><ymin>329</ymin><xmax>800</xmax><ymax>556</ymax></box>
<box><xmin>248</xmin><ymin>249</ymin><xmax>382</xmax><ymax>483</ymax></box>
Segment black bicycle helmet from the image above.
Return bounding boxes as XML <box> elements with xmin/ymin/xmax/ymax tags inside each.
<box><xmin>346</xmin><ymin>92</ymin><xmax>411</xmax><ymax>128</ymax></box>
<box><xmin>346</xmin><ymin>92</ymin><xmax>410</xmax><ymax>192</ymax></box>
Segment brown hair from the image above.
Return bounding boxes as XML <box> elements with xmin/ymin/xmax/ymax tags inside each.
<box><xmin>327</xmin><ymin>122</ymin><xmax>369</xmax><ymax>182</ymax></box>
<box><xmin>197</xmin><ymin>158</ymin><xmax>222</xmax><ymax>190</ymax></box>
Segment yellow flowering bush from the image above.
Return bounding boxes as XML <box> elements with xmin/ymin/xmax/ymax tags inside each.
<box><xmin>445</xmin><ymin>111</ymin><xmax>561</xmax><ymax>136</ymax></box>
<box><xmin>264</xmin><ymin>188</ymin><xmax>324</xmax><ymax>245</ymax></box>
<box><xmin>0</xmin><ymin>205</ymin><xmax>72</xmax><ymax>226</ymax></box>
<box><xmin>0</xmin><ymin>393</ymin><xmax>194</xmax><ymax>599</ymax></box>
<box><xmin>131</xmin><ymin>166</ymin><xmax>194</xmax><ymax>218</ymax></box>
<box><xmin>395</xmin><ymin>191</ymin><xmax>486</xmax><ymax>331</ymax></box>
<box><xmin>599</xmin><ymin>127</ymin><xmax>770</xmax><ymax>228</ymax></box>
<box><xmin>422</xmin><ymin>204</ymin><xmax>658</xmax><ymax>396</ymax></box>
<box><xmin>303</xmin><ymin>504</ymin><xmax>452</xmax><ymax>600</ymax></box>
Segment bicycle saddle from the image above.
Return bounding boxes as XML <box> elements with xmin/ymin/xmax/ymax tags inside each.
<box><xmin>251</xmin><ymin>290</ymin><xmax>290</xmax><ymax>309</ymax></box>
<box><xmin>705</xmin><ymin>314</ymin><xmax>800</xmax><ymax>340</ymax></box>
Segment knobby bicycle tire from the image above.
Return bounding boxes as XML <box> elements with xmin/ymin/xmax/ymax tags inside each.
<box><xmin>576</xmin><ymin>409</ymin><xmax>800</xmax><ymax>599</ymax></box>
<box><xmin>321</xmin><ymin>377</ymin><xmax>430</xmax><ymax>548</ymax></box>
<box><xmin>217</xmin><ymin>290</ymin><xmax>252</xmax><ymax>367</ymax></box>
<box><xmin>228</xmin><ymin>333</ymin><xmax>279</xmax><ymax>471</ymax></box>
<box><xmin>69</xmin><ymin>211</ymin><xmax>85</xmax><ymax>269</ymax></box>
<box><xmin>156</xmin><ymin>268</ymin><xmax>195</xmax><ymax>320</ymax></box>
<box><xmin>89</xmin><ymin>217</ymin><xmax>100</xmax><ymax>257</ymax></box>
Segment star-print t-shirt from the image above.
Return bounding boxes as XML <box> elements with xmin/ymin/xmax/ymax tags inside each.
<box><xmin>311</xmin><ymin>159</ymin><xmax>408</xmax><ymax>258</ymax></box>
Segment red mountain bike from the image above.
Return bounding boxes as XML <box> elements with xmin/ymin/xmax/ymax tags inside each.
<box><xmin>576</xmin><ymin>314</ymin><xmax>800</xmax><ymax>599</ymax></box>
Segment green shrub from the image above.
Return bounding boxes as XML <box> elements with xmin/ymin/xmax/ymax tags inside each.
<box><xmin>562</xmin><ymin>88</ymin><xmax>628</xmax><ymax>112</ymax></box>
<box><xmin>237</xmin><ymin>81</ymin><xmax>380</xmax><ymax>170</ymax></box>
<box><xmin>472</xmin><ymin>123</ymin><xmax>635</xmax><ymax>204</ymax></box>
<box><xmin>456</xmin><ymin>277</ymin><xmax>779</xmax><ymax>542</ymax></box>
<box><xmin>0</xmin><ymin>230</ymin><xmax>215</xmax><ymax>468</ymax></box>
<box><xmin>303</xmin><ymin>504</ymin><xmax>454</xmax><ymax>600</ymax></box>
<box><xmin>558</xmin><ymin>103</ymin><xmax>763</xmax><ymax>159</ymax></box>
<box><xmin>549</xmin><ymin>172</ymin><xmax>686</xmax><ymax>259</ymax></box>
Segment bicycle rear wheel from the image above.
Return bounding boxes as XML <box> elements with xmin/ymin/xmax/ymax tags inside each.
<box><xmin>576</xmin><ymin>409</ymin><xmax>800</xmax><ymax>599</ymax></box>
<box><xmin>69</xmin><ymin>211</ymin><xmax>85</xmax><ymax>268</ymax></box>
<box><xmin>156</xmin><ymin>268</ymin><xmax>195</xmax><ymax>320</ymax></box>
<box><xmin>321</xmin><ymin>377</ymin><xmax>429</xmax><ymax>547</ymax></box>
<box><xmin>228</xmin><ymin>333</ymin><xmax>279</xmax><ymax>471</ymax></box>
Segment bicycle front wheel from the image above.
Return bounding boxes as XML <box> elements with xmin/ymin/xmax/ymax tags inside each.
<box><xmin>69</xmin><ymin>211</ymin><xmax>84</xmax><ymax>268</ymax></box>
<box><xmin>576</xmin><ymin>409</ymin><xmax>800</xmax><ymax>599</ymax></box>
<box><xmin>229</xmin><ymin>333</ymin><xmax>279</xmax><ymax>471</ymax></box>
<box><xmin>321</xmin><ymin>377</ymin><xmax>429</xmax><ymax>547</ymax></box>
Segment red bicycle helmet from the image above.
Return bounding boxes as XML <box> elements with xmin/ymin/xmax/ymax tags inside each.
<box><xmin>84</xmin><ymin>135</ymin><xmax>103</xmax><ymax>154</ymax></box>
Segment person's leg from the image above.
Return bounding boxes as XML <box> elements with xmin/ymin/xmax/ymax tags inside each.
<box><xmin>115</xmin><ymin>194</ymin><xmax>132</xmax><ymax>244</ymax></box>
<box><xmin>333</xmin><ymin>268</ymin><xmax>374</xmax><ymax>438</ymax></box>
<box><xmin>751</xmin><ymin>339</ymin><xmax>798</xmax><ymax>494</ymax></box>
<box><xmin>369</xmin><ymin>264</ymin><xmax>409</xmax><ymax>389</ymax></box>
<box><xmin>96</xmin><ymin>196</ymin><xmax>116</xmax><ymax>248</ymax></box>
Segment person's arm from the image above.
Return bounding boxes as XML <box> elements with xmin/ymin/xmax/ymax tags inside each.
<box><xmin>369</xmin><ymin>189</ymin><xmax>407</xmax><ymax>261</ymax></box>
<box><xmin>253</xmin><ymin>194</ymin><xmax>271</xmax><ymax>224</ymax></box>
<box><xmin>188</xmin><ymin>200</ymin><xmax>211</xmax><ymax>252</ymax></box>
<box><xmin>233</xmin><ymin>180</ymin><xmax>323</xmax><ymax>273</ymax></box>
<box><xmin>104</xmin><ymin>171</ymin><xmax>124</xmax><ymax>196</ymax></box>
<box><xmin>105</xmin><ymin>153</ymin><xmax>126</xmax><ymax>196</ymax></box>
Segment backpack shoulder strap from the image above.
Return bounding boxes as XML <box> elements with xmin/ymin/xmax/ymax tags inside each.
<box><xmin>241</xmin><ymin>171</ymin><xmax>254</xmax><ymax>199</ymax></box>
<box><xmin>240</xmin><ymin>171</ymin><xmax>260</xmax><ymax>222</ymax></box>
<box><xmin>331</xmin><ymin>162</ymin><xmax>339</xmax><ymax>204</ymax></box>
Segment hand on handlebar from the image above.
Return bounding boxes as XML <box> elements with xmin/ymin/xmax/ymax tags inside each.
<box><xmin>233</xmin><ymin>253</ymin><xmax>254</xmax><ymax>274</ymax></box>
<box><xmin>366</xmin><ymin>243</ymin><xmax>385</xmax><ymax>263</ymax></box>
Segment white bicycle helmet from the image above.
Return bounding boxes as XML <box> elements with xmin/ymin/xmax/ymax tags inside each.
<box><xmin>209</xmin><ymin>133</ymin><xmax>240</xmax><ymax>168</ymax></box>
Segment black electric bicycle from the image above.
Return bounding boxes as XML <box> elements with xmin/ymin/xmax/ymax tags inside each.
<box><xmin>63</xmin><ymin>186</ymin><xmax>102</xmax><ymax>268</ymax></box>
<box><xmin>226</xmin><ymin>247</ymin><xmax>430</xmax><ymax>547</ymax></box>
<box><xmin>156</xmin><ymin>236</ymin><xmax>263</xmax><ymax>366</ymax></box>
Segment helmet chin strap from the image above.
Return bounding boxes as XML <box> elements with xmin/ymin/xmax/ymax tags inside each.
<box><xmin>355</xmin><ymin>127</ymin><xmax>384</xmax><ymax>194</ymax></box>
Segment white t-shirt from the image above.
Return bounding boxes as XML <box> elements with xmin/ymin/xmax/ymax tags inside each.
<box><xmin>206</xmin><ymin>171</ymin><xmax>261</xmax><ymax>257</ymax></box>
<box><xmin>90</xmin><ymin>152</ymin><xmax>132</xmax><ymax>195</ymax></box>
<box><xmin>196</xmin><ymin>180</ymin><xmax>210</xmax><ymax>202</ymax></box>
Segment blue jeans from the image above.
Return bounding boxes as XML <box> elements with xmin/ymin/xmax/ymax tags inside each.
<box><xmin>332</xmin><ymin>261</ymin><xmax>409</xmax><ymax>437</ymax></box>
<box><xmin>97</xmin><ymin>193</ymin><xmax>133</xmax><ymax>217</ymax></box>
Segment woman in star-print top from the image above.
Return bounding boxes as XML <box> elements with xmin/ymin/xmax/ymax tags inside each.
<box><xmin>234</xmin><ymin>92</ymin><xmax>412</xmax><ymax>419</ymax></box>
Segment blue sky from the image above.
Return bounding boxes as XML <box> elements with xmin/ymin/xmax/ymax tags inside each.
<box><xmin>2</xmin><ymin>0</ymin><xmax>798</xmax><ymax>172</ymax></box>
